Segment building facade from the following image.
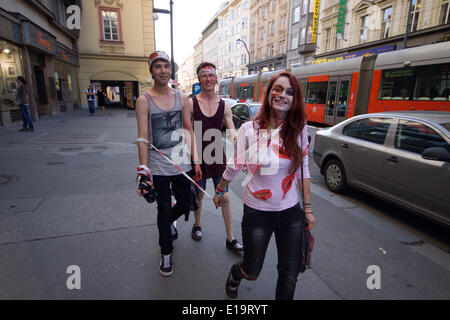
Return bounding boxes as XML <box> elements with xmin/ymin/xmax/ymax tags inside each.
<box><xmin>314</xmin><ymin>0</ymin><xmax>450</xmax><ymax>63</ymax></box>
<box><xmin>201</xmin><ymin>17</ymin><xmax>219</xmax><ymax>69</ymax></box>
<box><xmin>0</xmin><ymin>0</ymin><xmax>81</xmax><ymax>127</ymax></box>
<box><xmin>248</xmin><ymin>0</ymin><xmax>290</xmax><ymax>73</ymax></box>
<box><xmin>286</xmin><ymin>0</ymin><xmax>318</xmax><ymax>67</ymax></box>
<box><xmin>217</xmin><ymin>0</ymin><xmax>251</xmax><ymax>78</ymax></box>
<box><xmin>78</xmin><ymin>0</ymin><xmax>155</xmax><ymax>109</ymax></box>
<box><xmin>177</xmin><ymin>53</ymin><xmax>195</xmax><ymax>95</ymax></box>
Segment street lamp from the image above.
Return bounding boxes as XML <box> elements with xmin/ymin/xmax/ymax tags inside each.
<box><xmin>236</xmin><ymin>38</ymin><xmax>250</xmax><ymax>74</ymax></box>
<box><xmin>153</xmin><ymin>1</ymin><xmax>175</xmax><ymax>81</ymax></box>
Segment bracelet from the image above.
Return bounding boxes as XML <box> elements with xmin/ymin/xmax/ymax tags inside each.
<box><xmin>215</xmin><ymin>186</ymin><xmax>225</xmax><ymax>198</ymax></box>
<box><xmin>303</xmin><ymin>202</ymin><xmax>311</xmax><ymax>206</ymax></box>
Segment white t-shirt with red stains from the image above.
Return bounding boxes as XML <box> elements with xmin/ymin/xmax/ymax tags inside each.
<box><xmin>223</xmin><ymin>120</ymin><xmax>310</xmax><ymax>212</ymax></box>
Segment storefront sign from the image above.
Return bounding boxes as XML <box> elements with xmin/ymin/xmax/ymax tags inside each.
<box><xmin>336</xmin><ymin>0</ymin><xmax>347</xmax><ymax>35</ymax></box>
<box><xmin>343</xmin><ymin>44</ymin><xmax>396</xmax><ymax>59</ymax></box>
<box><xmin>56</xmin><ymin>44</ymin><xmax>79</xmax><ymax>66</ymax></box>
<box><xmin>312</xmin><ymin>44</ymin><xmax>396</xmax><ymax>64</ymax></box>
<box><xmin>311</xmin><ymin>0</ymin><xmax>320</xmax><ymax>44</ymax></box>
<box><xmin>0</xmin><ymin>15</ymin><xmax>22</xmax><ymax>44</ymax></box>
<box><xmin>23</xmin><ymin>22</ymin><xmax>57</xmax><ymax>55</ymax></box>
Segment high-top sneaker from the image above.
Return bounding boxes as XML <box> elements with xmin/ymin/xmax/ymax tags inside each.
<box><xmin>159</xmin><ymin>254</ymin><xmax>173</xmax><ymax>277</ymax></box>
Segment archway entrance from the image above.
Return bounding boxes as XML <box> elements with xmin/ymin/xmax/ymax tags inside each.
<box><xmin>91</xmin><ymin>80</ymin><xmax>139</xmax><ymax>109</ymax></box>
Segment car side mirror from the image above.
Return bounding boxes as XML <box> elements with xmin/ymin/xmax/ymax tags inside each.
<box><xmin>421</xmin><ymin>147</ymin><xmax>450</xmax><ymax>162</ymax></box>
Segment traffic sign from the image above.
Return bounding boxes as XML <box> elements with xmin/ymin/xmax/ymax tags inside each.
<box><xmin>193</xmin><ymin>82</ymin><xmax>201</xmax><ymax>95</ymax></box>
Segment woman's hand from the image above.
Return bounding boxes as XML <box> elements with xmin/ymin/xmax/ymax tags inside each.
<box><xmin>213</xmin><ymin>194</ymin><xmax>223</xmax><ymax>208</ymax></box>
<box><xmin>305</xmin><ymin>213</ymin><xmax>315</xmax><ymax>230</ymax></box>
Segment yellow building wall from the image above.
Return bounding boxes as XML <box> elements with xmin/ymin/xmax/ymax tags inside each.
<box><xmin>78</xmin><ymin>0</ymin><xmax>155</xmax><ymax>105</ymax></box>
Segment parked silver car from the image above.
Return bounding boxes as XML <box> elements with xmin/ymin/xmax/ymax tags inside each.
<box><xmin>313</xmin><ymin>111</ymin><xmax>450</xmax><ymax>226</ymax></box>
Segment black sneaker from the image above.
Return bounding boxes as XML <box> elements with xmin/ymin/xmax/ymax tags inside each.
<box><xmin>159</xmin><ymin>254</ymin><xmax>173</xmax><ymax>277</ymax></box>
<box><xmin>225</xmin><ymin>268</ymin><xmax>240</xmax><ymax>299</ymax></box>
<box><xmin>191</xmin><ymin>225</ymin><xmax>202</xmax><ymax>241</ymax></box>
<box><xmin>226</xmin><ymin>239</ymin><xmax>243</xmax><ymax>253</ymax></box>
<box><xmin>170</xmin><ymin>222</ymin><xmax>178</xmax><ymax>240</ymax></box>
<box><xmin>24</xmin><ymin>128</ymin><xmax>34</xmax><ymax>132</ymax></box>
<box><xmin>18</xmin><ymin>128</ymin><xmax>26</xmax><ymax>131</ymax></box>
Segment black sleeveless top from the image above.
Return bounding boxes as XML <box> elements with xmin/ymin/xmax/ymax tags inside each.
<box><xmin>192</xmin><ymin>96</ymin><xmax>226</xmax><ymax>178</ymax></box>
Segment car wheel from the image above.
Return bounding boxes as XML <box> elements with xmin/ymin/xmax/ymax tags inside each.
<box><xmin>324</xmin><ymin>159</ymin><xmax>347</xmax><ymax>193</ymax></box>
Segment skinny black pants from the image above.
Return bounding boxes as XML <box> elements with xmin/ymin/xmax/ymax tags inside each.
<box><xmin>237</xmin><ymin>203</ymin><xmax>306</xmax><ymax>300</ymax></box>
<box><xmin>153</xmin><ymin>172</ymin><xmax>192</xmax><ymax>255</ymax></box>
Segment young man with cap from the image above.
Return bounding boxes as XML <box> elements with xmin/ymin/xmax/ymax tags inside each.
<box><xmin>186</xmin><ymin>62</ymin><xmax>243</xmax><ymax>253</ymax></box>
<box><xmin>136</xmin><ymin>51</ymin><xmax>202</xmax><ymax>277</ymax></box>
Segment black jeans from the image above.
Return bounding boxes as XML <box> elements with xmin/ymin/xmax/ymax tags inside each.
<box><xmin>237</xmin><ymin>203</ymin><xmax>306</xmax><ymax>300</ymax></box>
<box><xmin>152</xmin><ymin>172</ymin><xmax>192</xmax><ymax>255</ymax></box>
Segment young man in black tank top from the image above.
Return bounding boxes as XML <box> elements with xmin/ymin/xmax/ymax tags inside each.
<box><xmin>186</xmin><ymin>62</ymin><xmax>243</xmax><ymax>253</ymax></box>
<box><xmin>136</xmin><ymin>51</ymin><xmax>202</xmax><ymax>277</ymax></box>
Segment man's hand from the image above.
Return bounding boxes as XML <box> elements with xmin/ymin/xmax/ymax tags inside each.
<box><xmin>193</xmin><ymin>164</ymin><xmax>202</xmax><ymax>181</ymax></box>
<box><xmin>136</xmin><ymin>165</ymin><xmax>152</xmax><ymax>196</ymax></box>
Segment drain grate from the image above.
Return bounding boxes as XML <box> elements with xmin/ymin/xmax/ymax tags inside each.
<box><xmin>0</xmin><ymin>174</ymin><xmax>20</xmax><ymax>185</ymax></box>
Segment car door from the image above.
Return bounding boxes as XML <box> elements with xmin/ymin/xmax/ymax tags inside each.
<box><xmin>382</xmin><ymin>119</ymin><xmax>450</xmax><ymax>223</ymax></box>
<box><xmin>339</xmin><ymin>117</ymin><xmax>393</xmax><ymax>193</ymax></box>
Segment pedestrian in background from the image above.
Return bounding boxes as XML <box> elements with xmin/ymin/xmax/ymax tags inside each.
<box><xmin>213</xmin><ymin>71</ymin><xmax>315</xmax><ymax>300</ymax></box>
<box><xmin>96</xmin><ymin>86</ymin><xmax>107</xmax><ymax>116</ymax></box>
<box><xmin>135</xmin><ymin>51</ymin><xmax>202</xmax><ymax>277</ymax></box>
<box><xmin>85</xmin><ymin>84</ymin><xmax>96</xmax><ymax>115</ymax></box>
<box><xmin>16</xmin><ymin>76</ymin><xmax>34</xmax><ymax>132</ymax></box>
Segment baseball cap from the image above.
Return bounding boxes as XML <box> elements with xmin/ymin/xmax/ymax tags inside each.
<box><xmin>148</xmin><ymin>51</ymin><xmax>170</xmax><ymax>70</ymax></box>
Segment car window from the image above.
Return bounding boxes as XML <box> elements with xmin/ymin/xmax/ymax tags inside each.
<box><xmin>249</xmin><ymin>105</ymin><xmax>261</xmax><ymax>118</ymax></box>
<box><xmin>440</xmin><ymin>122</ymin><xmax>450</xmax><ymax>132</ymax></box>
<box><xmin>233</xmin><ymin>104</ymin><xmax>249</xmax><ymax>118</ymax></box>
<box><xmin>394</xmin><ymin>120</ymin><xmax>450</xmax><ymax>154</ymax></box>
<box><xmin>343</xmin><ymin>118</ymin><xmax>393</xmax><ymax>145</ymax></box>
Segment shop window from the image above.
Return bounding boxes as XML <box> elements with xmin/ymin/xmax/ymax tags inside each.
<box><xmin>1</xmin><ymin>45</ymin><xmax>24</xmax><ymax>116</ymax></box>
<box><xmin>99</xmin><ymin>8</ymin><xmax>122</xmax><ymax>42</ymax></box>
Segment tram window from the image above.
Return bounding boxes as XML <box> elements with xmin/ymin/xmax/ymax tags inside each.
<box><xmin>413</xmin><ymin>64</ymin><xmax>450</xmax><ymax>101</ymax></box>
<box><xmin>306</xmin><ymin>82</ymin><xmax>327</xmax><ymax>104</ymax></box>
<box><xmin>378</xmin><ymin>68</ymin><xmax>414</xmax><ymax>100</ymax></box>
<box><xmin>249</xmin><ymin>85</ymin><xmax>254</xmax><ymax>101</ymax></box>
<box><xmin>300</xmin><ymin>80</ymin><xmax>307</xmax><ymax>102</ymax></box>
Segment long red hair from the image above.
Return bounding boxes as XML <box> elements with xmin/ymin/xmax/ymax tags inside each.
<box><xmin>254</xmin><ymin>72</ymin><xmax>307</xmax><ymax>174</ymax></box>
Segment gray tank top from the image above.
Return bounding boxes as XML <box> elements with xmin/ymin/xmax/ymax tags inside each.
<box><xmin>143</xmin><ymin>89</ymin><xmax>192</xmax><ymax>176</ymax></box>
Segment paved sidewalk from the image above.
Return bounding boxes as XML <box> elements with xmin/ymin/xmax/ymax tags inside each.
<box><xmin>0</xmin><ymin>109</ymin><xmax>449</xmax><ymax>299</ymax></box>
